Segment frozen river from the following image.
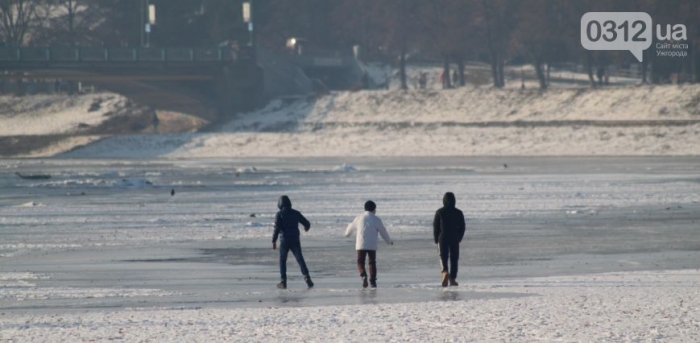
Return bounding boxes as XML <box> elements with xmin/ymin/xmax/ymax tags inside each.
<box><xmin>1</xmin><ymin>156</ymin><xmax>699</xmax><ymax>316</ymax></box>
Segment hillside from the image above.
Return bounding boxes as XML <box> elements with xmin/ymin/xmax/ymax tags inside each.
<box><xmin>56</xmin><ymin>84</ymin><xmax>700</xmax><ymax>158</ymax></box>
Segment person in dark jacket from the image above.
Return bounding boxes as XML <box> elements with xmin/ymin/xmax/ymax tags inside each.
<box><xmin>433</xmin><ymin>192</ymin><xmax>466</xmax><ymax>287</ymax></box>
<box><xmin>272</xmin><ymin>195</ymin><xmax>314</xmax><ymax>289</ymax></box>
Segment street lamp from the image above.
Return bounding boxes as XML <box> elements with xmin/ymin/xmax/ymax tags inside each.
<box><xmin>242</xmin><ymin>2</ymin><xmax>251</xmax><ymax>23</ymax></box>
<box><xmin>242</xmin><ymin>1</ymin><xmax>253</xmax><ymax>46</ymax></box>
<box><xmin>145</xmin><ymin>2</ymin><xmax>156</xmax><ymax>47</ymax></box>
<box><xmin>286</xmin><ymin>37</ymin><xmax>303</xmax><ymax>55</ymax></box>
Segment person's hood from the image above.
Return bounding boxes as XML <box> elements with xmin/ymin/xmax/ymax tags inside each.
<box><xmin>443</xmin><ymin>192</ymin><xmax>456</xmax><ymax>207</ymax></box>
<box><xmin>278</xmin><ymin>195</ymin><xmax>292</xmax><ymax>210</ymax></box>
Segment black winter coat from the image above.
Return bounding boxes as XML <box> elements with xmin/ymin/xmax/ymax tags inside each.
<box><xmin>272</xmin><ymin>196</ymin><xmax>310</xmax><ymax>243</ymax></box>
<box><xmin>433</xmin><ymin>193</ymin><xmax>466</xmax><ymax>244</ymax></box>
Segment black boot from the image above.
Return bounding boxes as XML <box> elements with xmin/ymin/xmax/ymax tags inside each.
<box><xmin>304</xmin><ymin>276</ymin><xmax>314</xmax><ymax>288</ymax></box>
<box><xmin>361</xmin><ymin>274</ymin><xmax>368</xmax><ymax>288</ymax></box>
<box><xmin>449</xmin><ymin>277</ymin><xmax>459</xmax><ymax>287</ymax></box>
<box><xmin>277</xmin><ymin>280</ymin><xmax>287</xmax><ymax>289</ymax></box>
<box><xmin>369</xmin><ymin>279</ymin><xmax>377</xmax><ymax>288</ymax></box>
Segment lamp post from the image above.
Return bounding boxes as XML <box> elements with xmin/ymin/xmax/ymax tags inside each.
<box><xmin>140</xmin><ymin>0</ymin><xmax>144</xmax><ymax>47</ymax></box>
<box><xmin>242</xmin><ymin>1</ymin><xmax>253</xmax><ymax>46</ymax></box>
<box><xmin>145</xmin><ymin>1</ymin><xmax>156</xmax><ymax>48</ymax></box>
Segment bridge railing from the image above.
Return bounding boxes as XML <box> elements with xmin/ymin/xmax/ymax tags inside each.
<box><xmin>0</xmin><ymin>47</ymin><xmax>246</xmax><ymax>63</ymax></box>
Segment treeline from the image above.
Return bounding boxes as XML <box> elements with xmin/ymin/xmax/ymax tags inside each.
<box><xmin>1</xmin><ymin>0</ymin><xmax>698</xmax><ymax>88</ymax></box>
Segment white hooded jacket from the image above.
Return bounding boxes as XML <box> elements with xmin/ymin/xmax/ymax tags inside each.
<box><xmin>344</xmin><ymin>211</ymin><xmax>392</xmax><ymax>250</ymax></box>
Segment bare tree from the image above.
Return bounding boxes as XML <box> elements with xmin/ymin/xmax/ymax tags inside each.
<box><xmin>60</xmin><ymin>0</ymin><xmax>78</xmax><ymax>46</ymax></box>
<box><xmin>0</xmin><ymin>0</ymin><xmax>38</xmax><ymax>46</ymax></box>
<box><xmin>413</xmin><ymin>0</ymin><xmax>471</xmax><ymax>89</ymax></box>
<box><xmin>478</xmin><ymin>0</ymin><xmax>516</xmax><ymax>88</ymax></box>
<box><xmin>373</xmin><ymin>0</ymin><xmax>420</xmax><ymax>90</ymax></box>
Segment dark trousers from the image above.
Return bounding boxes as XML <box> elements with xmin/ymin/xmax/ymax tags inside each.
<box><xmin>357</xmin><ymin>250</ymin><xmax>377</xmax><ymax>281</ymax></box>
<box><xmin>279</xmin><ymin>239</ymin><xmax>309</xmax><ymax>281</ymax></box>
<box><xmin>438</xmin><ymin>242</ymin><xmax>460</xmax><ymax>280</ymax></box>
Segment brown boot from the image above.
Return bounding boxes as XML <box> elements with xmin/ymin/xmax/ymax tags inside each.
<box><xmin>449</xmin><ymin>278</ymin><xmax>459</xmax><ymax>287</ymax></box>
<box><xmin>441</xmin><ymin>271</ymin><xmax>449</xmax><ymax>288</ymax></box>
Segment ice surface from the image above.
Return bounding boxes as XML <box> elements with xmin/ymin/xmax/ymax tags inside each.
<box><xmin>1</xmin><ymin>156</ymin><xmax>700</xmax><ymax>341</ymax></box>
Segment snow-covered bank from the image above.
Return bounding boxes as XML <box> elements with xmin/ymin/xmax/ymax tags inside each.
<box><xmin>62</xmin><ymin>85</ymin><xmax>700</xmax><ymax>158</ymax></box>
<box><xmin>3</xmin><ymin>270</ymin><xmax>699</xmax><ymax>342</ymax></box>
<box><xmin>219</xmin><ymin>84</ymin><xmax>700</xmax><ymax>128</ymax></box>
<box><xmin>3</xmin><ymin>84</ymin><xmax>699</xmax><ymax>157</ymax></box>
<box><xmin>59</xmin><ymin>124</ymin><xmax>700</xmax><ymax>158</ymax></box>
<box><xmin>0</xmin><ymin>93</ymin><xmax>128</xmax><ymax>136</ymax></box>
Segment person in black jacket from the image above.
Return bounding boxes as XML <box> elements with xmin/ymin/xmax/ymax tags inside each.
<box><xmin>272</xmin><ymin>195</ymin><xmax>314</xmax><ymax>289</ymax></box>
<box><xmin>433</xmin><ymin>192</ymin><xmax>466</xmax><ymax>287</ymax></box>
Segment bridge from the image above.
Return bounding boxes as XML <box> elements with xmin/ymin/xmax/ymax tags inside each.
<box><xmin>0</xmin><ymin>46</ymin><xmax>263</xmax><ymax>121</ymax></box>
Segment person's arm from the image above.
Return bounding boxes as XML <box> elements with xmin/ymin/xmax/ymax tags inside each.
<box><xmin>272</xmin><ymin>212</ymin><xmax>281</xmax><ymax>249</ymax></box>
<box><xmin>377</xmin><ymin>218</ymin><xmax>392</xmax><ymax>245</ymax></box>
<box><xmin>298</xmin><ymin>211</ymin><xmax>311</xmax><ymax>232</ymax></box>
<box><xmin>458</xmin><ymin>210</ymin><xmax>466</xmax><ymax>243</ymax></box>
<box><xmin>344</xmin><ymin>217</ymin><xmax>356</xmax><ymax>237</ymax></box>
<box><xmin>433</xmin><ymin>210</ymin><xmax>441</xmax><ymax>244</ymax></box>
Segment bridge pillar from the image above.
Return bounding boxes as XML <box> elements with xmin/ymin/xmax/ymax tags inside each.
<box><xmin>14</xmin><ymin>79</ymin><xmax>25</xmax><ymax>96</ymax></box>
<box><xmin>216</xmin><ymin>61</ymin><xmax>263</xmax><ymax>119</ymax></box>
<box><xmin>217</xmin><ymin>66</ymin><xmax>238</xmax><ymax>117</ymax></box>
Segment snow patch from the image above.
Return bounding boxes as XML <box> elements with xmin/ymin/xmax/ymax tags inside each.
<box><xmin>116</xmin><ymin>179</ymin><xmax>154</xmax><ymax>188</ymax></box>
<box><xmin>27</xmin><ymin>178</ymin><xmax>154</xmax><ymax>189</ymax></box>
<box><xmin>17</xmin><ymin>202</ymin><xmax>45</xmax><ymax>207</ymax></box>
<box><xmin>235</xmin><ymin>167</ymin><xmax>257</xmax><ymax>175</ymax></box>
<box><xmin>333</xmin><ymin>163</ymin><xmax>357</xmax><ymax>172</ymax></box>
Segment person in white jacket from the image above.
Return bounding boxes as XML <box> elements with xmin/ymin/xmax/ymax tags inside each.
<box><xmin>344</xmin><ymin>200</ymin><xmax>393</xmax><ymax>288</ymax></box>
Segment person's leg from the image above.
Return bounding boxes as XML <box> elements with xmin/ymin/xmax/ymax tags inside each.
<box><xmin>438</xmin><ymin>243</ymin><xmax>450</xmax><ymax>273</ymax></box>
<box><xmin>368</xmin><ymin>250</ymin><xmax>377</xmax><ymax>287</ymax></box>
<box><xmin>357</xmin><ymin>250</ymin><xmax>367</xmax><ymax>277</ymax></box>
<box><xmin>449</xmin><ymin>243</ymin><xmax>460</xmax><ymax>286</ymax></box>
<box><xmin>438</xmin><ymin>242</ymin><xmax>450</xmax><ymax>287</ymax></box>
<box><xmin>357</xmin><ymin>250</ymin><xmax>368</xmax><ymax>288</ymax></box>
<box><xmin>278</xmin><ymin>240</ymin><xmax>290</xmax><ymax>288</ymax></box>
<box><xmin>289</xmin><ymin>240</ymin><xmax>309</xmax><ymax>277</ymax></box>
<box><xmin>290</xmin><ymin>240</ymin><xmax>314</xmax><ymax>287</ymax></box>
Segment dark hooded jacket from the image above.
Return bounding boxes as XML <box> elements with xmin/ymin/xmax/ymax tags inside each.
<box><xmin>433</xmin><ymin>192</ymin><xmax>466</xmax><ymax>244</ymax></box>
<box><xmin>272</xmin><ymin>196</ymin><xmax>311</xmax><ymax>243</ymax></box>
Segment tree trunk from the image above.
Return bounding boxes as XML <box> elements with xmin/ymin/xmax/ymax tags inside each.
<box><xmin>442</xmin><ymin>55</ymin><xmax>451</xmax><ymax>89</ymax></box>
<box><xmin>586</xmin><ymin>51</ymin><xmax>596</xmax><ymax>88</ymax></box>
<box><xmin>497</xmin><ymin>57</ymin><xmax>505</xmax><ymax>87</ymax></box>
<box><xmin>457</xmin><ymin>59</ymin><xmax>465</xmax><ymax>86</ymax></box>
<box><xmin>489</xmin><ymin>52</ymin><xmax>499</xmax><ymax>88</ymax></box>
<box><xmin>692</xmin><ymin>35</ymin><xmax>697</xmax><ymax>84</ymax></box>
<box><xmin>534</xmin><ymin>57</ymin><xmax>547</xmax><ymax>89</ymax></box>
<box><xmin>641</xmin><ymin>49</ymin><xmax>648</xmax><ymax>84</ymax></box>
<box><xmin>68</xmin><ymin>0</ymin><xmax>75</xmax><ymax>46</ymax></box>
<box><xmin>482</xmin><ymin>0</ymin><xmax>501</xmax><ymax>88</ymax></box>
<box><xmin>399</xmin><ymin>46</ymin><xmax>407</xmax><ymax>90</ymax></box>
<box><xmin>398</xmin><ymin>0</ymin><xmax>407</xmax><ymax>90</ymax></box>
